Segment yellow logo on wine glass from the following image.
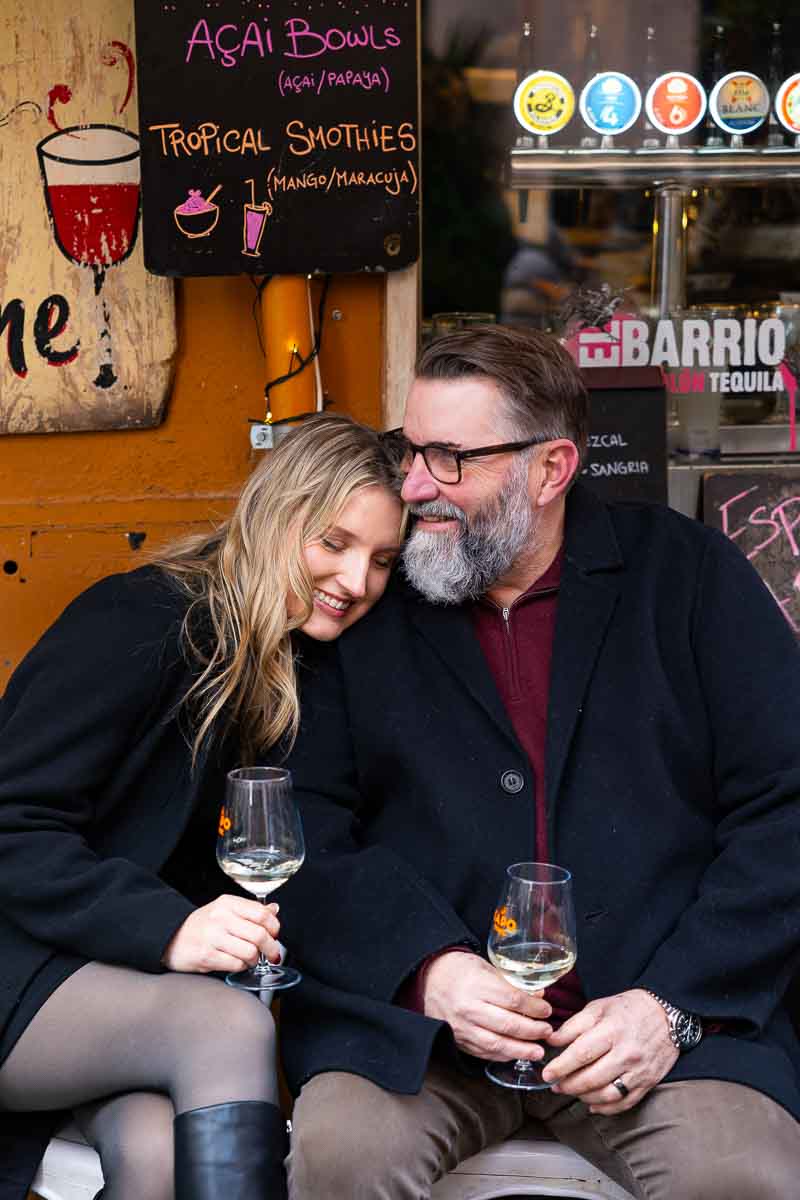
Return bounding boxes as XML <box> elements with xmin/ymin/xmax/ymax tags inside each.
<box><xmin>513</xmin><ymin>71</ymin><xmax>575</xmax><ymax>136</ymax></box>
<box><xmin>218</xmin><ymin>807</ymin><xmax>231</xmax><ymax>837</ymax></box>
<box><xmin>493</xmin><ymin>905</ymin><xmax>518</xmax><ymax>937</ymax></box>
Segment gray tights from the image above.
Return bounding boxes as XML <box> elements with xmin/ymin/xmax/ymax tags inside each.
<box><xmin>0</xmin><ymin>962</ymin><xmax>279</xmax><ymax>1200</ymax></box>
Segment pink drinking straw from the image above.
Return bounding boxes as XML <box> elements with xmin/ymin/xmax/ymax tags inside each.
<box><xmin>780</xmin><ymin>363</ymin><xmax>797</xmax><ymax>451</ymax></box>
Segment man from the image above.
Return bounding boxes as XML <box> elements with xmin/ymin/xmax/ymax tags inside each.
<box><xmin>278</xmin><ymin>325</ymin><xmax>800</xmax><ymax>1198</ymax></box>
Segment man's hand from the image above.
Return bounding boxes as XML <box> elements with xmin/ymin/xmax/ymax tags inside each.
<box><xmin>541</xmin><ymin>988</ymin><xmax>678</xmax><ymax>1113</ymax></box>
<box><xmin>422</xmin><ymin>950</ymin><xmax>552</xmax><ymax>1061</ymax></box>
<box><xmin>162</xmin><ymin>895</ymin><xmax>281</xmax><ymax>974</ymax></box>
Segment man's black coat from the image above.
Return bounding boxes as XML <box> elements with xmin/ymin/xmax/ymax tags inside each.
<box><xmin>278</xmin><ymin>484</ymin><xmax>800</xmax><ymax>1122</ymax></box>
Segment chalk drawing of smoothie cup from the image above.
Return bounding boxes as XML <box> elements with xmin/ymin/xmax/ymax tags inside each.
<box><xmin>174</xmin><ymin>186</ymin><xmax>221</xmax><ymax>238</ymax></box>
<box><xmin>242</xmin><ymin>178</ymin><xmax>272</xmax><ymax>258</ymax></box>
<box><xmin>37</xmin><ymin>123</ymin><xmax>140</xmax><ymax>390</ymax></box>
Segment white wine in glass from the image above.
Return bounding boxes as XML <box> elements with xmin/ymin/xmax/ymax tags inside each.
<box><xmin>217</xmin><ymin>766</ymin><xmax>305</xmax><ymax>992</ymax></box>
<box><xmin>485</xmin><ymin>862</ymin><xmax>576</xmax><ymax>1089</ymax></box>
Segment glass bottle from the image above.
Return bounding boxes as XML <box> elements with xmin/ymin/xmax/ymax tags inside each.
<box><xmin>641</xmin><ymin>24</ymin><xmax>661</xmax><ymax>148</ymax></box>
<box><xmin>517</xmin><ymin>18</ymin><xmax>535</xmax><ymax>84</ymax></box>
<box><xmin>513</xmin><ymin>20</ymin><xmax>536</xmax><ymax>150</ymax></box>
<box><xmin>767</xmin><ymin>20</ymin><xmax>787</xmax><ymax>147</ymax></box>
<box><xmin>703</xmin><ymin>22</ymin><xmax>726</xmax><ymax>148</ymax></box>
<box><xmin>579</xmin><ymin>21</ymin><xmax>601</xmax><ymax>149</ymax></box>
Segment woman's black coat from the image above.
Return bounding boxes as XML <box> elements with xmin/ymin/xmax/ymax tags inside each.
<box><xmin>0</xmin><ymin>568</ymin><xmax>209</xmax><ymax>1199</ymax></box>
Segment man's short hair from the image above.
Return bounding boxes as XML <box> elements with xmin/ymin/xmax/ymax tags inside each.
<box><xmin>415</xmin><ymin>325</ymin><xmax>588</xmax><ymax>464</ymax></box>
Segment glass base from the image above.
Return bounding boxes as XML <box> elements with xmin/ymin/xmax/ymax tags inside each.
<box><xmin>225</xmin><ymin>964</ymin><xmax>302</xmax><ymax>993</ymax></box>
<box><xmin>485</xmin><ymin>1046</ymin><xmax>556</xmax><ymax>1091</ymax></box>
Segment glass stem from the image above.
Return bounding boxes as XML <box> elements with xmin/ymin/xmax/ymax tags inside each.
<box><xmin>514</xmin><ymin>1058</ymin><xmax>534</xmax><ymax>1072</ymax></box>
<box><xmin>257</xmin><ymin>896</ymin><xmax>275</xmax><ymax>974</ymax></box>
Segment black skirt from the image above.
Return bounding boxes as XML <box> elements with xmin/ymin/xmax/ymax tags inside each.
<box><xmin>0</xmin><ymin>953</ymin><xmax>86</xmax><ymax>1069</ymax></box>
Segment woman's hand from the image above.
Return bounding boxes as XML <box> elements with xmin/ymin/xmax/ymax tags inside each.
<box><xmin>162</xmin><ymin>895</ymin><xmax>281</xmax><ymax>974</ymax></box>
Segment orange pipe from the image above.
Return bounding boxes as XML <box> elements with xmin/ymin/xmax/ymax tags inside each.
<box><xmin>260</xmin><ymin>275</ymin><xmax>317</xmax><ymax>423</ymax></box>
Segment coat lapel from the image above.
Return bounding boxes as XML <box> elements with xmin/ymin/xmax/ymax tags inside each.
<box><xmin>545</xmin><ymin>486</ymin><xmax>624</xmax><ymax>833</ymax></box>
<box><xmin>405</xmin><ymin>593</ymin><xmax>520</xmax><ymax>752</ymax></box>
<box><xmin>403</xmin><ymin>485</ymin><xmax>625</xmax><ymax>812</ymax></box>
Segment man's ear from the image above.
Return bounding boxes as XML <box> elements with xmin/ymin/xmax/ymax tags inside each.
<box><xmin>530</xmin><ymin>441</ymin><xmax>580</xmax><ymax>508</ymax></box>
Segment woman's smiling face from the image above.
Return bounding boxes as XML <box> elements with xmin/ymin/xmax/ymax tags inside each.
<box><xmin>297</xmin><ymin>485</ymin><xmax>403</xmax><ymax>641</ymax></box>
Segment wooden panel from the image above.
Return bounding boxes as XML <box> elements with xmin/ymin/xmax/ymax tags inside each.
<box><xmin>0</xmin><ymin>0</ymin><xmax>176</xmax><ymax>434</ymax></box>
<box><xmin>0</xmin><ymin>517</ymin><xmax>221</xmax><ymax>683</ymax></box>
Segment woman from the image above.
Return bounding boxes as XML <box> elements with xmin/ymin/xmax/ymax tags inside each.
<box><xmin>0</xmin><ymin>414</ymin><xmax>404</xmax><ymax>1200</ymax></box>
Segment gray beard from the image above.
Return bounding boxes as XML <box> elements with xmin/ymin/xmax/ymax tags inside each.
<box><xmin>401</xmin><ymin>461</ymin><xmax>538</xmax><ymax>605</ymax></box>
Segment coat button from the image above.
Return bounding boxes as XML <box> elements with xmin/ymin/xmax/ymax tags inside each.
<box><xmin>500</xmin><ymin>770</ymin><xmax>524</xmax><ymax>794</ymax></box>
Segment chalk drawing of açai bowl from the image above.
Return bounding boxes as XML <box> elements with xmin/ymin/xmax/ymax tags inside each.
<box><xmin>174</xmin><ymin>188</ymin><xmax>220</xmax><ymax>238</ymax></box>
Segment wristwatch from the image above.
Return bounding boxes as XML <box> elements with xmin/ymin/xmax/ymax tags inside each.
<box><xmin>646</xmin><ymin>990</ymin><xmax>703</xmax><ymax>1052</ymax></box>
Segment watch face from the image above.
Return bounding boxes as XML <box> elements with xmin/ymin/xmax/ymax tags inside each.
<box><xmin>675</xmin><ymin>1010</ymin><xmax>703</xmax><ymax>1049</ymax></box>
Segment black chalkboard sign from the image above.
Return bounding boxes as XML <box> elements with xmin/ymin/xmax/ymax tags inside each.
<box><xmin>579</xmin><ymin>367</ymin><xmax>668</xmax><ymax>505</ymax></box>
<box><xmin>133</xmin><ymin>0</ymin><xmax>419</xmax><ymax>277</ymax></box>
<box><xmin>703</xmin><ymin>468</ymin><xmax>800</xmax><ymax>637</ymax></box>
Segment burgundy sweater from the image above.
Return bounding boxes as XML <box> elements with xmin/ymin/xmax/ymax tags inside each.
<box><xmin>471</xmin><ymin>547</ymin><xmax>584</xmax><ymax>1026</ymax></box>
<box><xmin>399</xmin><ymin>548</ymin><xmax>585</xmax><ymax>1027</ymax></box>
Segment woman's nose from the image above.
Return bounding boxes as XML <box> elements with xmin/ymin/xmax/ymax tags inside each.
<box><xmin>339</xmin><ymin>555</ymin><xmax>369</xmax><ymax>598</ymax></box>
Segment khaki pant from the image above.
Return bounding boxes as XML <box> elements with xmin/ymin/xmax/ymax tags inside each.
<box><xmin>287</xmin><ymin>1063</ymin><xmax>800</xmax><ymax>1200</ymax></box>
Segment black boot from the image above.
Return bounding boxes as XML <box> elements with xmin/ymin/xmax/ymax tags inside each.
<box><xmin>174</xmin><ymin>1100</ymin><xmax>288</xmax><ymax>1200</ymax></box>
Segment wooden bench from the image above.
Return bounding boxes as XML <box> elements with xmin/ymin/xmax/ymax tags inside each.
<box><xmin>430</xmin><ymin>1124</ymin><xmax>633</xmax><ymax>1198</ymax></box>
<box><xmin>32</xmin><ymin>1124</ymin><xmax>101</xmax><ymax>1200</ymax></box>
<box><xmin>33</xmin><ymin>1120</ymin><xmax>633</xmax><ymax>1200</ymax></box>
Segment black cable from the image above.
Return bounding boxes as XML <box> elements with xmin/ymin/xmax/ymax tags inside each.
<box><xmin>249</xmin><ymin>275</ymin><xmax>272</xmax><ymax>358</ymax></box>
<box><xmin>248</xmin><ymin>275</ymin><xmax>332</xmax><ymax>428</ymax></box>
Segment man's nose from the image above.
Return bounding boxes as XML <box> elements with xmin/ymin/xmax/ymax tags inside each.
<box><xmin>400</xmin><ymin>453</ymin><xmax>439</xmax><ymax>503</ymax></box>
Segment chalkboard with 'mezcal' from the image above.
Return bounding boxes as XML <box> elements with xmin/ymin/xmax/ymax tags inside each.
<box><xmin>578</xmin><ymin>367</ymin><xmax>668</xmax><ymax>505</ymax></box>
<box><xmin>133</xmin><ymin>0</ymin><xmax>419</xmax><ymax>277</ymax></box>
<box><xmin>703</xmin><ymin>468</ymin><xmax>800</xmax><ymax>638</ymax></box>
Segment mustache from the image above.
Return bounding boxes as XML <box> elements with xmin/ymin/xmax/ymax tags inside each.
<box><xmin>409</xmin><ymin>500</ymin><xmax>465</xmax><ymax>523</ymax></box>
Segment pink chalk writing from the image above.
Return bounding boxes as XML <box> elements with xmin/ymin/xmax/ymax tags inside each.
<box><xmin>184</xmin><ymin>18</ymin><xmax>401</xmax><ymax>67</ymax></box>
<box><xmin>283</xmin><ymin>19</ymin><xmax>401</xmax><ymax>59</ymax></box>
<box><xmin>715</xmin><ymin>480</ymin><xmax>800</xmax><ymax>634</ymax></box>
<box><xmin>186</xmin><ymin>20</ymin><xmax>274</xmax><ymax>68</ymax></box>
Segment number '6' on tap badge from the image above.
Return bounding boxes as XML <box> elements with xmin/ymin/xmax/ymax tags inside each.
<box><xmin>513</xmin><ymin>70</ymin><xmax>575</xmax><ymax>136</ymax></box>
<box><xmin>645</xmin><ymin>73</ymin><xmax>707</xmax><ymax>136</ymax></box>
<box><xmin>580</xmin><ymin>72</ymin><xmax>642</xmax><ymax>136</ymax></box>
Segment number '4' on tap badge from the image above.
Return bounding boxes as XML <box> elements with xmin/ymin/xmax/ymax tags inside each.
<box><xmin>514</xmin><ymin>70</ymin><xmax>575</xmax><ymax>136</ymax></box>
<box><xmin>580</xmin><ymin>72</ymin><xmax>642</xmax><ymax>135</ymax></box>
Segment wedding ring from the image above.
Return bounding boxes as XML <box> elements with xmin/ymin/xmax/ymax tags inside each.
<box><xmin>612</xmin><ymin>1077</ymin><xmax>629</xmax><ymax>1099</ymax></box>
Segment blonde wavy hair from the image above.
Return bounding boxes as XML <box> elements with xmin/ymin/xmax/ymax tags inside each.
<box><xmin>155</xmin><ymin>414</ymin><xmax>402</xmax><ymax>764</ymax></box>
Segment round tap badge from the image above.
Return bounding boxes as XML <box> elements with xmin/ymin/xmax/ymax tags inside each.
<box><xmin>580</xmin><ymin>72</ymin><xmax>642</xmax><ymax>136</ymax></box>
<box><xmin>776</xmin><ymin>73</ymin><xmax>800</xmax><ymax>135</ymax></box>
<box><xmin>709</xmin><ymin>71</ymin><xmax>769</xmax><ymax>135</ymax></box>
<box><xmin>645</xmin><ymin>72</ymin><xmax>707</xmax><ymax>136</ymax></box>
<box><xmin>513</xmin><ymin>71</ymin><xmax>576</xmax><ymax>136</ymax></box>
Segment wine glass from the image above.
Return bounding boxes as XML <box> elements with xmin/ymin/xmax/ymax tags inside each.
<box><xmin>485</xmin><ymin>862</ymin><xmax>576</xmax><ymax>1090</ymax></box>
<box><xmin>217</xmin><ymin>767</ymin><xmax>305</xmax><ymax>992</ymax></box>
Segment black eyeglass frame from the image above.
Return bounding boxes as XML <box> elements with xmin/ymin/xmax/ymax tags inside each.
<box><xmin>381</xmin><ymin>429</ymin><xmax>551</xmax><ymax>484</ymax></box>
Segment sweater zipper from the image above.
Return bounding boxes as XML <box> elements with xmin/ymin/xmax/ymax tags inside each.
<box><xmin>501</xmin><ymin>606</ymin><xmax>521</xmax><ymax>699</ymax></box>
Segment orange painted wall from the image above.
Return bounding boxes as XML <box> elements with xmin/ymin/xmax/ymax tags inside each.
<box><xmin>0</xmin><ymin>272</ymin><xmax>385</xmax><ymax>688</ymax></box>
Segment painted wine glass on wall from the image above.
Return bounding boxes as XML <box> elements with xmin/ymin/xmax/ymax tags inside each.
<box><xmin>37</xmin><ymin>124</ymin><xmax>141</xmax><ymax>389</ymax></box>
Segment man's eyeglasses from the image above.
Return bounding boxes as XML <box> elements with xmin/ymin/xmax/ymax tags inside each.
<box><xmin>380</xmin><ymin>429</ymin><xmax>550</xmax><ymax>485</ymax></box>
